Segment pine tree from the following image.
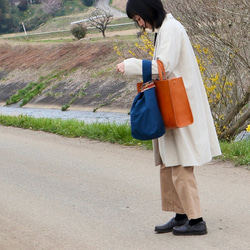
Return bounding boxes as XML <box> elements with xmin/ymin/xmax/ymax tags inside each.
<box><xmin>0</xmin><ymin>0</ymin><xmax>10</xmax><ymax>33</ymax></box>
<box><xmin>0</xmin><ymin>0</ymin><xmax>8</xmax><ymax>14</ymax></box>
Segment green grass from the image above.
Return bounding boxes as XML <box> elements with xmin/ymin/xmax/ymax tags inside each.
<box><xmin>6</xmin><ymin>72</ymin><xmax>65</xmax><ymax>107</ymax></box>
<box><xmin>219</xmin><ymin>140</ymin><xmax>250</xmax><ymax>167</ymax></box>
<box><xmin>0</xmin><ymin>115</ymin><xmax>152</xmax><ymax>150</ymax></box>
<box><xmin>61</xmin><ymin>86</ymin><xmax>87</xmax><ymax>111</ymax></box>
<box><xmin>0</xmin><ymin>115</ymin><xmax>249</xmax><ymax>167</ymax></box>
<box><xmin>6</xmin><ymin>82</ymin><xmax>38</xmax><ymax>105</ymax></box>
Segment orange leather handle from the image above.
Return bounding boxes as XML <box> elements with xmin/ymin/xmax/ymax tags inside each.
<box><xmin>156</xmin><ymin>60</ymin><xmax>167</xmax><ymax>80</ymax></box>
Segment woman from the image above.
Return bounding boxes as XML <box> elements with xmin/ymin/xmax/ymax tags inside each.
<box><xmin>116</xmin><ymin>0</ymin><xmax>221</xmax><ymax>235</ymax></box>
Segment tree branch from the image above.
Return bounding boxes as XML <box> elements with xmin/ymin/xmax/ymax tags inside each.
<box><xmin>220</xmin><ymin>108</ymin><xmax>250</xmax><ymax>139</ymax></box>
<box><xmin>221</xmin><ymin>85</ymin><xmax>250</xmax><ymax>129</ymax></box>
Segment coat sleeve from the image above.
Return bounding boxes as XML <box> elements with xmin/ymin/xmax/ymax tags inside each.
<box><xmin>123</xmin><ymin>58</ymin><xmax>142</xmax><ymax>76</ymax></box>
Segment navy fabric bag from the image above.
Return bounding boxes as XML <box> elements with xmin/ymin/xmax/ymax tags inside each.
<box><xmin>130</xmin><ymin>60</ymin><xmax>165</xmax><ymax>140</ymax></box>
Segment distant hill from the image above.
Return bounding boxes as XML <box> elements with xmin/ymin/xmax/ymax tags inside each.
<box><xmin>0</xmin><ymin>0</ymin><xmax>92</xmax><ymax>34</ymax></box>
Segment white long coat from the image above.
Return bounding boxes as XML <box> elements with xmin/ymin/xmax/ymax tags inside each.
<box><xmin>124</xmin><ymin>14</ymin><xmax>221</xmax><ymax>167</ymax></box>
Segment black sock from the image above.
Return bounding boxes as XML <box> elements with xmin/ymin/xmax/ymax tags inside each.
<box><xmin>189</xmin><ymin>217</ymin><xmax>203</xmax><ymax>226</ymax></box>
<box><xmin>175</xmin><ymin>213</ymin><xmax>188</xmax><ymax>221</ymax></box>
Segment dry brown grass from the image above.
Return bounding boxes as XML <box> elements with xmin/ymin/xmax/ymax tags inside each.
<box><xmin>0</xmin><ymin>42</ymin><xmax>114</xmax><ymax>72</ymax></box>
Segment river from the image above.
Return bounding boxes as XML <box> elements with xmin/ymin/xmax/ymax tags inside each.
<box><xmin>0</xmin><ymin>105</ymin><xmax>130</xmax><ymax>124</ymax></box>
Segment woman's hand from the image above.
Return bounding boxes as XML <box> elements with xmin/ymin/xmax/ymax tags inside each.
<box><xmin>116</xmin><ymin>62</ymin><xmax>125</xmax><ymax>74</ymax></box>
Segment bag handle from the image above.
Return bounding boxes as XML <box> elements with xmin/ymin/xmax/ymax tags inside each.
<box><xmin>142</xmin><ymin>60</ymin><xmax>152</xmax><ymax>83</ymax></box>
<box><xmin>156</xmin><ymin>60</ymin><xmax>167</xmax><ymax>80</ymax></box>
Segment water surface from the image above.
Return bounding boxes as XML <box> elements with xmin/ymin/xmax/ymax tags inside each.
<box><xmin>0</xmin><ymin>105</ymin><xmax>130</xmax><ymax>124</ymax></box>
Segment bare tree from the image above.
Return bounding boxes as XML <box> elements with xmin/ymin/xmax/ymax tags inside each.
<box><xmin>164</xmin><ymin>0</ymin><xmax>250</xmax><ymax>140</ymax></box>
<box><xmin>41</xmin><ymin>0</ymin><xmax>62</xmax><ymax>17</ymax></box>
<box><xmin>87</xmin><ymin>7</ymin><xmax>113</xmax><ymax>38</ymax></box>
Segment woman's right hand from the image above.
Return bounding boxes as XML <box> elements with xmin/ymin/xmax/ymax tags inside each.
<box><xmin>116</xmin><ymin>62</ymin><xmax>125</xmax><ymax>74</ymax></box>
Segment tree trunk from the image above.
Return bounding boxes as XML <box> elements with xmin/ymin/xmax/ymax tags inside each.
<box><xmin>220</xmin><ymin>109</ymin><xmax>250</xmax><ymax>140</ymax></box>
<box><xmin>102</xmin><ymin>30</ymin><xmax>106</xmax><ymax>38</ymax></box>
<box><xmin>220</xmin><ymin>86</ymin><xmax>250</xmax><ymax>128</ymax></box>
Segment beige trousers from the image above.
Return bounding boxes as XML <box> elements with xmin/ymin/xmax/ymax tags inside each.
<box><xmin>160</xmin><ymin>164</ymin><xmax>202</xmax><ymax>220</ymax></box>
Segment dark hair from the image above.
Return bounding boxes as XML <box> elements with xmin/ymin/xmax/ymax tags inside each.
<box><xmin>126</xmin><ymin>0</ymin><xmax>166</xmax><ymax>31</ymax></box>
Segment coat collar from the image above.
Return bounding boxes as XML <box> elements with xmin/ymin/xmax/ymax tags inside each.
<box><xmin>155</xmin><ymin>13</ymin><xmax>173</xmax><ymax>33</ymax></box>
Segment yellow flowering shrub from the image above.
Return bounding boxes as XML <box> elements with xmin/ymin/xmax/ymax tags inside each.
<box><xmin>192</xmin><ymin>44</ymin><xmax>243</xmax><ymax>138</ymax></box>
<box><xmin>113</xmin><ymin>31</ymin><xmax>154</xmax><ymax>60</ymax></box>
<box><xmin>247</xmin><ymin>125</ymin><xmax>250</xmax><ymax>133</ymax></box>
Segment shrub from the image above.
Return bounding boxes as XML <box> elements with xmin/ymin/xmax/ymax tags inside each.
<box><xmin>71</xmin><ymin>24</ymin><xmax>87</xmax><ymax>40</ymax></box>
<box><xmin>61</xmin><ymin>104</ymin><xmax>70</xmax><ymax>111</ymax></box>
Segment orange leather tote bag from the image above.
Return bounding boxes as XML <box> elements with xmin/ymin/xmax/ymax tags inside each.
<box><xmin>137</xmin><ymin>60</ymin><xmax>193</xmax><ymax>128</ymax></box>
<box><xmin>154</xmin><ymin>60</ymin><xmax>193</xmax><ymax>128</ymax></box>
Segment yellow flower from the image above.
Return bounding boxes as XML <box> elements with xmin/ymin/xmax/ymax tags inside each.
<box><xmin>113</xmin><ymin>45</ymin><xmax>123</xmax><ymax>57</ymax></box>
<box><xmin>211</xmin><ymin>73</ymin><xmax>219</xmax><ymax>83</ymax></box>
<box><xmin>246</xmin><ymin>125</ymin><xmax>250</xmax><ymax>132</ymax></box>
<box><xmin>129</xmin><ymin>50</ymin><xmax>137</xmax><ymax>57</ymax></box>
<box><xmin>216</xmin><ymin>93</ymin><xmax>221</xmax><ymax>99</ymax></box>
<box><xmin>203</xmin><ymin>47</ymin><xmax>209</xmax><ymax>54</ymax></box>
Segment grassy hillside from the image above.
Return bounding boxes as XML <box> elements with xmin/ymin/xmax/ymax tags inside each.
<box><xmin>13</xmin><ymin>0</ymin><xmax>89</xmax><ymax>33</ymax></box>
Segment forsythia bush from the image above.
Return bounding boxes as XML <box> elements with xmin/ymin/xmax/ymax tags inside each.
<box><xmin>193</xmin><ymin>44</ymin><xmax>235</xmax><ymax>138</ymax></box>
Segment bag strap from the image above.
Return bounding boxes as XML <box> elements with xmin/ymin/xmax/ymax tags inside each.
<box><xmin>156</xmin><ymin>60</ymin><xmax>167</xmax><ymax>80</ymax></box>
<box><xmin>142</xmin><ymin>60</ymin><xmax>152</xmax><ymax>83</ymax></box>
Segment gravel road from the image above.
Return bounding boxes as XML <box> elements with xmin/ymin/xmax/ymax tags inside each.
<box><xmin>0</xmin><ymin>125</ymin><xmax>249</xmax><ymax>250</ymax></box>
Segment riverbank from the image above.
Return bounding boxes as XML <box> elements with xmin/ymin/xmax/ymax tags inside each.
<box><xmin>0</xmin><ymin>39</ymin><xmax>142</xmax><ymax>113</ymax></box>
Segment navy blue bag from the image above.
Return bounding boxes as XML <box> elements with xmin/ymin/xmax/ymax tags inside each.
<box><xmin>130</xmin><ymin>60</ymin><xmax>165</xmax><ymax>140</ymax></box>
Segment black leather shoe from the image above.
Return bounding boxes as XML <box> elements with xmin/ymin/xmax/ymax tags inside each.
<box><xmin>172</xmin><ymin>221</ymin><xmax>207</xmax><ymax>235</ymax></box>
<box><xmin>155</xmin><ymin>217</ymin><xmax>188</xmax><ymax>233</ymax></box>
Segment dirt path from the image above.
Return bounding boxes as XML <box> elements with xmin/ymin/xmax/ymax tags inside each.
<box><xmin>0</xmin><ymin>125</ymin><xmax>249</xmax><ymax>250</ymax></box>
<box><xmin>96</xmin><ymin>0</ymin><xmax>126</xmax><ymax>17</ymax></box>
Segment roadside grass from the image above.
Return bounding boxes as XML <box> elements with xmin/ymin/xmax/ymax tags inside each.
<box><xmin>0</xmin><ymin>115</ymin><xmax>249</xmax><ymax>167</ymax></box>
<box><xmin>0</xmin><ymin>115</ymin><xmax>152</xmax><ymax>150</ymax></box>
<box><xmin>219</xmin><ymin>140</ymin><xmax>250</xmax><ymax>167</ymax></box>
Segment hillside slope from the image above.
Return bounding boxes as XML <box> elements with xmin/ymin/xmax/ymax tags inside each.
<box><xmin>0</xmin><ymin>40</ymin><xmax>140</xmax><ymax>112</ymax></box>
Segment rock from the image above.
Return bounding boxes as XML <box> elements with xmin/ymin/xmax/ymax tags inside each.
<box><xmin>235</xmin><ymin>131</ymin><xmax>250</xmax><ymax>141</ymax></box>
